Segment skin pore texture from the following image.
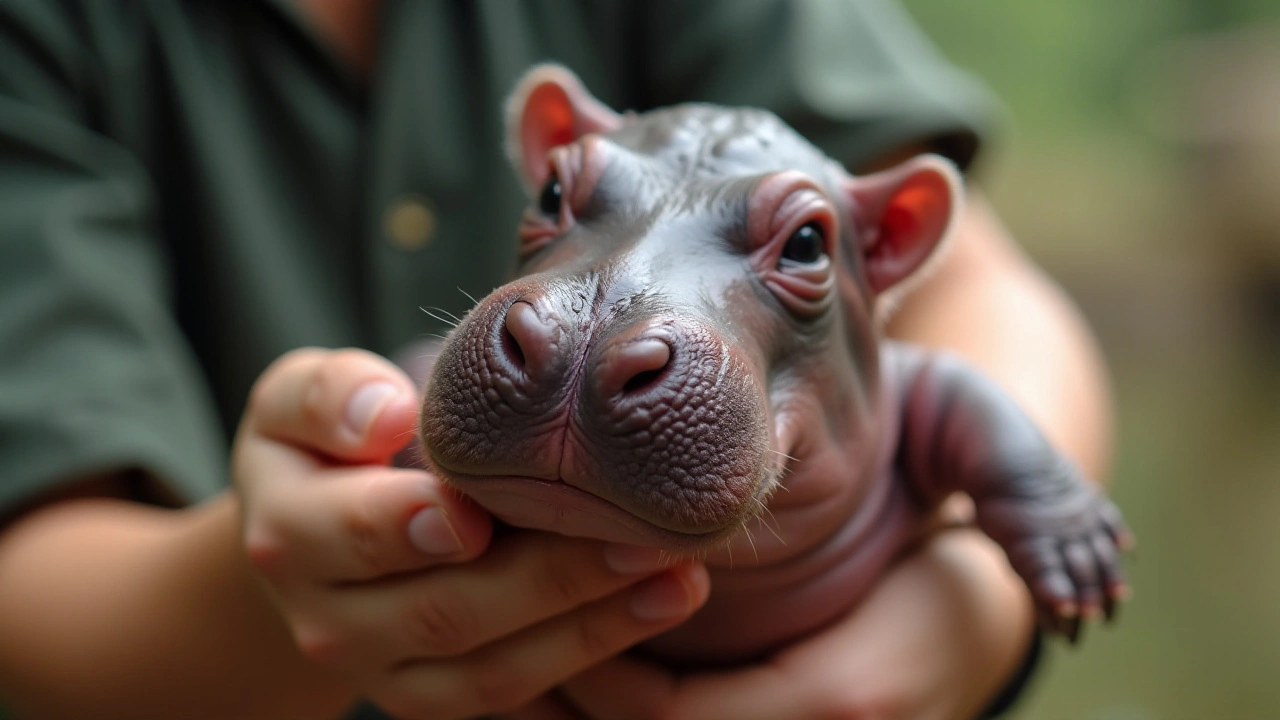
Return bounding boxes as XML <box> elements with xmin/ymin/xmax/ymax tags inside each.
<box><xmin>0</xmin><ymin>8</ymin><xmax>1118</xmax><ymax>720</ymax></box>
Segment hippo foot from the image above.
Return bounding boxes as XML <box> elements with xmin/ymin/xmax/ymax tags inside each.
<box><xmin>973</xmin><ymin>463</ymin><xmax>1135</xmax><ymax>644</ymax></box>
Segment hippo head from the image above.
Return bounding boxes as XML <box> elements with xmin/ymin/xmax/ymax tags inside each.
<box><xmin>420</xmin><ymin>66</ymin><xmax>961</xmax><ymax>556</ymax></box>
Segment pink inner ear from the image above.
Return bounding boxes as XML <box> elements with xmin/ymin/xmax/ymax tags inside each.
<box><xmin>859</xmin><ymin>165</ymin><xmax>956</xmax><ymax>295</ymax></box>
<box><xmin>521</xmin><ymin>85</ymin><xmax>577</xmax><ymax>188</ymax></box>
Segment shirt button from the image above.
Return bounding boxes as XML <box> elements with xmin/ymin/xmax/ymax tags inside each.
<box><xmin>385</xmin><ymin>195</ymin><xmax>437</xmax><ymax>251</ymax></box>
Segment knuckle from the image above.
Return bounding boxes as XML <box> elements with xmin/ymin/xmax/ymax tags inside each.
<box><xmin>344</xmin><ymin>489</ymin><xmax>389</xmax><ymax>576</ymax></box>
<box><xmin>309</xmin><ymin>348</ymin><xmax>372</xmax><ymax>401</ymax></box>
<box><xmin>408</xmin><ymin>590</ymin><xmax>481</xmax><ymax>655</ymax></box>
<box><xmin>301</xmin><ymin>361</ymin><xmax>343</xmax><ymax>427</ymax></box>
<box><xmin>249</xmin><ymin>348</ymin><xmax>328</xmax><ymax>414</ymax></box>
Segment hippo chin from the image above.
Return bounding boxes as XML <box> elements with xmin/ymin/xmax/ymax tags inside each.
<box><xmin>419</xmin><ymin>64</ymin><xmax>1132</xmax><ymax>665</ymax></box>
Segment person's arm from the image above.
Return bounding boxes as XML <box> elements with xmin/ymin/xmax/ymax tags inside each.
<box><xmin>0</xmin><ymin>490</ymin><xmax>358</xmax><ymax>720</ymax></box>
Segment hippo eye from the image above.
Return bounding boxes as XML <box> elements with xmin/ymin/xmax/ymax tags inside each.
<box><xmin>781</xmin><ymin>222</ymin><xmax>825</xmax><ymax>264</ymax></box>
<box><xmin>538</xmin><ymin>174</ymin><xmax>563</xmax><ymax>217</ymax></box>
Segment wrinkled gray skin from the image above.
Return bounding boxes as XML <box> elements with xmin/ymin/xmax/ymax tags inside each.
<box><xmin>417</xmin><ymin>68</ymin><xmax>1131</xmax><ymax>666</ymax></box>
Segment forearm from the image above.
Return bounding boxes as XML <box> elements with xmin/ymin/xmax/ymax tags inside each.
<box><xmin>886</xmin><ymin>191</ymin><xmax>1112</xmax><ymax>479</ymax></box>
<box><xmin>0</xmin><ymin>491</ymin><xmax>357</xmax><ymax>720</ymax></box>
<box><xmin>793</xmin><ymin>527</ymin><xmax>1035</xmax><ymax>720</ymax></box>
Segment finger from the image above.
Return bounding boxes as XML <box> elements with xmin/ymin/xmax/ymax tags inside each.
<box><xmin>1062</xmin><ymin>538</ymin><xmax>1102</xmax><ymax>621</ymax></box>
<box><xmin>369</xmin><ymin>563</ymin><xmax>710</xmax><ymax>720</ymax></box>
<box><xmin>244</xmin><ymin>347</ymin><xmax>421</xmax><ymax>463</ymax></box>
<box><xmin>325</xmin><ymin>536</ymin><xmax>690</xmax><ymax>665</ymax></box>
<box><xmin>1089</xmin><ymin>531</ymin><xmax>1127</xmax><ymax>622</ymax></box>
<box><xmin>1099</xmin><ymin>500</ymin><xmax>1136</xmax><ymax>552</ymax></box>
<box><xmin>1005</xmin><ymin>537</ymin><xmax>1078</xmax><ymax>624</ymax></box>
<box><xmin>244</xmin><ymin>466</ymin><xmax>492</xmax><ymax>584</ymax></box>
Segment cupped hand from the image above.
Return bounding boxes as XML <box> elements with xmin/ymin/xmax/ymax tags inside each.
<box><xmin>502</xmin><ymin>528</ymin><xmax>1034</xmax><ymax>720</ymax></box>
<box><xmin>232</xmin><ymin>348</ymin><xmax>710</xmax><ymax>719</ymax></box>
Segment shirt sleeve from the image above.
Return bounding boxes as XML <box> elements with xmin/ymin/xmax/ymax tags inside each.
<box><xmin>0</xmin><ymin>1</ymin><xmax>226</xmax><ymax>513</ymax></box>
<box><xmin>635</xmin><ymin>0</ymin><xmax>1003</xmax><ymax>173</ymax></box>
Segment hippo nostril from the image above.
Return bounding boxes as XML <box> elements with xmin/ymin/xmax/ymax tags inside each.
<box><xmin>500</xmin><ymin>324</ymin><xmax>526</xmax><ymax>369</ymax></box>
<box><xmin>499</xmin><ymin>298</ymin><xmax>565</xmax><ymax>379</ymax></box>
<box><xmin>622</xmin><ymin>366</ymin><xmax>665</xmax><ymax>395</ymax></box>
<box><xmin>608</xmin><ymin>338</ymin><xmax>673</xmax><ymax>397</ymax></box>
<box><xmin>496</xmin><ymin>299</ymin><xmax>547</xmax><ymax>371</ymax></box>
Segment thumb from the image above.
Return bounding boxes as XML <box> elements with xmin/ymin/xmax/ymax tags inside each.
<box><xmin>244</xmin><ymin>347</ymin><xmax>422</xmax><ymax>464</ymax></box>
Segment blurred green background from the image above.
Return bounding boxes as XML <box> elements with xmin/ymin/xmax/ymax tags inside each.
<box><xmin>901</xmin><ymin>1</ymin><xmax>1280</xmax><ymax>718</ymax></box>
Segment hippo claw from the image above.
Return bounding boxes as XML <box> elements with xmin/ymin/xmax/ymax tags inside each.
<box><xmin>976</xmin><ymin>484</ymin><xmax>1133</xmax><ymax>641</ymax></box>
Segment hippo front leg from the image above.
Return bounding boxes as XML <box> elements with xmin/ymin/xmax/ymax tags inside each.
<box><xmin>888</xmin><ymin>343</ymin><xmax>1133</xmax><ymax>642</ymax></box>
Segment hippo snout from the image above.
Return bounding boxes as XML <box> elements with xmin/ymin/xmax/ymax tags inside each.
<box><xmin>420</xmin><ymin>283</ymin><xmax>774</xmax><ymax>548</ymax></box>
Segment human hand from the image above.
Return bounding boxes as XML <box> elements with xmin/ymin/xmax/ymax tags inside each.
<box><xmin>232</xmin><ymin>348</ymin><xmax>710</xmax><ymax>719</ymax></box>
<box><xmin>501</xmin><ymin>528</ymin><xmax>1033</xmax><ymax>720</ymax></box>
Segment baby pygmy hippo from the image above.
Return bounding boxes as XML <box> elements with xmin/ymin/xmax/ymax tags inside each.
<box><xmin>419</xmin><ymin>65</ymin><xmax>1131</xmax><ymax>666</ymax></box>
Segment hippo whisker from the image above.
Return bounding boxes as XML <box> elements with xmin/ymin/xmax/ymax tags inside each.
<box><xmin>741</xmin><ymin>524</ymin><xmax>760</xmax><ymax>564</ymax></box>
<box><xmin>419</xmin><ymin>306</ymin><xmax>461</xmax><ymax>327</ymax></box>
<box><xmin>456</xmin><ymin>286</ymin><xmax>481</xmax><ymax>309</ymax></box>
<box><xmin>755</xmin><ymin>503</ymin><xmax>786</xmax><ymax>547</ymax></box>
<box><xmin>431</xmin><ymin>305</ymin><xmax>464</xmax><ymax>323</ymax></box>
<box><xmin>769</xmin><ymin>450</ymin><xmax>800</xmax><ymax>464</ymax></box>
<box><xmin>391</xmin><ymin>425</ymin><xmax>421</xmax><ymax>444</ymax></box>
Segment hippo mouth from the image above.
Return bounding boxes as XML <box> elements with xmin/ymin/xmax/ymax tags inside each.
<box><xmin>439</xmin><ymin>470</ymin><xmax>752</xmax><ymax>552</ymax></box>
<box><xmin>421</xmin><ymin>281</ymin><xmax>777</xmax><ymax>552</ymax></box>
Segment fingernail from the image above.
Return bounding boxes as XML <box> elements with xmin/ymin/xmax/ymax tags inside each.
<box><xmin>344</xmin><ymin>381</ymin><xmax>401</xmax><ymax>439</ymax></box>
<box><xmin>604</xmin><ymin>544</ymin><xmax>668</xmax><ymax>575</ymax></box>
<box><xmin>408</xmin><ymin>506</ymin><xmax>463</xmax><ymax>556</ymax></box>
<box><xmin>629</xmin><ymin>572</ymin><xmax>694</xmax><ymax>622</ymax></box>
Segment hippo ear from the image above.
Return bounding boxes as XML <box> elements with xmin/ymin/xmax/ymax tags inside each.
<box><xmin>505</xmin><ymin>64</ymin><xmax>624</xmax><ymax>192</ymax></box>
<box><xmin>843</xmin><ymin>154</ymin><xmax>963</xmax><ymax>297</ymax></box>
